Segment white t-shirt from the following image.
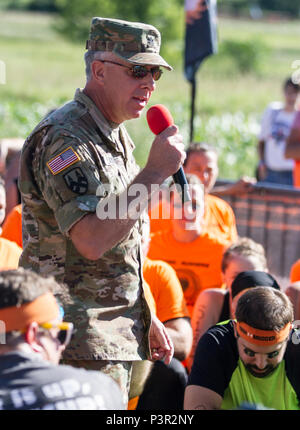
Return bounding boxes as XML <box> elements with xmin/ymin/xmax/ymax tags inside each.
<box><xmin>259</xmin><ymin>102</ymin><xmax>296</xmax><ymax>171</ymax></box>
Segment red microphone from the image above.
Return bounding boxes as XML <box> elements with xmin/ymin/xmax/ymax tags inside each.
<box><xmin>147</xmin><ymin>104</ymin><xmax>191</xmax><ymax>202</ymax></box>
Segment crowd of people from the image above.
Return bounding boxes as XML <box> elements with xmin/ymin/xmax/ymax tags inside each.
<box><xmin>0</xmin><ymin>16</ymin><xmax>300</xmax><ymax>411</ymax></box>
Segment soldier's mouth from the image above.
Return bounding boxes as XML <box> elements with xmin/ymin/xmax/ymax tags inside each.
<box><xmin>133</xmin><ymin>96</ymin><xmax>148</xmax><ymax>107</ymax></box>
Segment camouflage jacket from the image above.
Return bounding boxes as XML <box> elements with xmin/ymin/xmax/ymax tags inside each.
<box><xmin>19</xmin><ymin>89</ymin><xmax>151</xmax><ymax>361</ymax></box>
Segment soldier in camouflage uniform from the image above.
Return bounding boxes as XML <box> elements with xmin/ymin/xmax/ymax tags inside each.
<box><xmin>19</xmin><ymin>17</ymin><xmax>185</xmax><ymax>404</ymax></box>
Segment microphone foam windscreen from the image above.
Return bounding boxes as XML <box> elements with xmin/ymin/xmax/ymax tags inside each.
<box><xmin>147</xmin><ymin>104</ymin><xmax>174</xmax><ymax>135</ymax></box>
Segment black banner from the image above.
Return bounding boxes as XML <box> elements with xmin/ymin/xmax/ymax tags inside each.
<box><xmin>184</xmin><ymin>0</ymin><xmax>218</xmax><ymax>82</ymax></box>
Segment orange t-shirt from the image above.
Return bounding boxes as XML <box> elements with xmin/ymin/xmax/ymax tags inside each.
<box><xmin>294</xmin><ymin>162</ymin><xmax>300</xmax><ymax>188</ymax></box>
<box><xmin>143</xmin><ymin>257</ymin><xmax>189</xmax><ymax>322</ymax></box>
<box><xmin>149</xmin><ymin>194</ymin><xmax>238</xmax><ymax>243</ymax></box>
<box><xmin>1</xmin><ymin>204</ymin><xmax>22</xmax><ymax>248</ymax></box>
<box><xmin>202</xmin><ymin>194</ymin><xmax>238</xmax><ymax>242</ymax></box>
<box><xmin>127</xmin><ymin>396</ymin><xmax>139</xmax><ymax>410</ymax></box>
<box><xmin>290</xmin><ymin>259</ymin><xmax>300</xmax><ymax>283</ymax></box>
<box><xmin>142</xmin><ymin>279</ymin><xmax>157</xmax><ymax>314</ymax></box>
<box><xmin>128</xmin><ymin>258</ymin><xmax>190</xmax><ymax>411</ymax></box>
<box><xmin>0</xmin><ymin>237</ymin><xmax>22</xmax><ymax>270</ymax></box>
<box><xmin>148</xmin><ymin>197</ymin><xmax>173</xmax><ymax>235</ymax></box>
<box><xmin>147</xmin><ymin>230</ymin><xmax>228</xmax><ymax>316</ymax></box>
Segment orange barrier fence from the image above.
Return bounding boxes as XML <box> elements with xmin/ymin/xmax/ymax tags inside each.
<box><xmin>217</xmin><ymin>181</ymin><xmax>300</xmax><ymax>280</ymax></box>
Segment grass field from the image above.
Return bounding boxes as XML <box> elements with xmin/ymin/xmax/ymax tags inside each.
<box><xmin>0</xmin><ymin>10</ymin><xmax>300</xmax><ymax>179</ymax></box>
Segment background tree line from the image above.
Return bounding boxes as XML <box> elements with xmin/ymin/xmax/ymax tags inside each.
<box><xmin>1</xmin><ymin>0</ymin><xmax>299</xmax><ymax>44</ymax></box>
<box><xmin>2</xmin><ymin>0</ymin><xmax>300</xmax><ymax>15</ymax></box>
<box><xmin>0</xmin><ymin>0</ymin><xmax>184</xmax><ymax>51</ymax></box>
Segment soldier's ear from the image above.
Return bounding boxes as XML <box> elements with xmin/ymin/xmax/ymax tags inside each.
<box><xmin>91</xmin><ymin>60</ymin><xmax>105</xmax><ymax>83</ymax></box>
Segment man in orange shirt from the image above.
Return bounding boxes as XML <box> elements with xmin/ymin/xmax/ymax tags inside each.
<box><xmin>149</xmin><ymin>142</ymin><xmax>252</xmax><ymax>242</ymax></box>
<box><xmin>290</xmin><ymin>259</ymin><xmax>300</xmax><ymax>284</ymax></box>
<box><xmin>0</xmin><ymin>178</ymin><xmax>21</xmax><ymax>269</ymax></box>
<box><xmin>128</xmin><ymin>217</ymin><xmax>192</xmax><ymax>410</ymax></box>
<box><xmin>285</xmin><ymin>258</ymin><xmax>300</xmax><ymax>320</ymax></box>
<box><xmin>0</xmin><ymin>237</ymin><xmax>22</xmax><ymax>270</ymax></box>
<box><xmin>133</xmin><ymin>258</ymin><xmax>192</xmax><ymax>410</ymax></box>
<box><xmin>148</xmin><ymin>174</ymin><xmax>229</xmax><ymax>317</ymax></box>
<box><xmin>1</xmin><ymin>204</ymin><xmax>22</xmax><ymax>248</ymax></box>
<box><xmin>143</xmin><ymin>257</ymin><xmax>191</xmax><ymax>341</ymax></box>
<box><xmin>182</xmin><ymin>142</ymin><xmax>241</xmax><ymax>241</ymax></box>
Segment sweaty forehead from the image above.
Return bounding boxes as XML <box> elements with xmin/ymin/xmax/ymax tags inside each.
<box><xmin>239</xmin><ymin>336</ymin><xmax>286</xmax><ymax>354</ymax></box>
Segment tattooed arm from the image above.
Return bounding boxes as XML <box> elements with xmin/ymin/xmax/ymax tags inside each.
<box><xmin>184</xmin><ymin>385</ymin><xmax>222</xmax><ymax>410</ymax></box>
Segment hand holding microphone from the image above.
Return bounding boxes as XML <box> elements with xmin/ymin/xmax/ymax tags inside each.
<box><xmin>146</xmin><ymin>104</ymin><xmax>191</xmax><ymax>202</ymax></box>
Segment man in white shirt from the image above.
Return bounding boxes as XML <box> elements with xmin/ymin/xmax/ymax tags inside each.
<box><xmin>257</xmin><ymin>77</ymin><xmax>300</xmax><ymax>186</ymax></box>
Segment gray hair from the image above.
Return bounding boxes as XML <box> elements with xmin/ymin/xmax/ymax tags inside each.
<box><xmin>84</xmin><ymin>50</ymin><xmax>106</xmax><ymax>82</ymax></box>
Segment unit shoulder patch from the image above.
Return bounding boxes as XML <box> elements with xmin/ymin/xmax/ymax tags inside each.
<box><xmin>63</xmin><ymin>167</ymin><xmax>88</xmax><ymax>195</ymax></box>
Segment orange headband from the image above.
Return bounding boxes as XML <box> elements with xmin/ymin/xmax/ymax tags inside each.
<box><xmin>0</xmin><ymin>293</ymin><xmax>60</xmax><ymax>333</ymax></box>
<box><xmin>236</xmin><ymin>321</ymin><xmax>292</xmax><ymax>346</ymax></box>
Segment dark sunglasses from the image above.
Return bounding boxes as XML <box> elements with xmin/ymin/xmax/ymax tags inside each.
<box><xmin>101</xmin><ymin>60</ymin><xmax>163</xmax><ymax>81</ymax></box>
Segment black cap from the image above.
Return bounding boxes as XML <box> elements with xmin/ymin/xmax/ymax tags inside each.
<box><xmin>231</xmin><ymin>271</ymin><xmax>280</xmax><ymax>299</ymax></box>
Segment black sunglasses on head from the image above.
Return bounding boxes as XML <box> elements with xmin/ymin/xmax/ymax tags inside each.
<box><xmin>101</xmin><ymin>60</ymin><xmax>163</xmax><ymax>81</ymax></box>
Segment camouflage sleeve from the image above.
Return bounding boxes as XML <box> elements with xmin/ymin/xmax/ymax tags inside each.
<box><xmin>34</xmin><ymin>131</ymin><xmax>106</xmax><ymax>236</ymax></box>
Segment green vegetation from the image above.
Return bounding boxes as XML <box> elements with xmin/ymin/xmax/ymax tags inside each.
<box><xmin>53</xmin><ymin>0</ymin><xmax>183</xmax><ymax>54</ymax></box>
<box><xmin>2</xmin><ymin>0</ymin><xmax>300</xmax><ymax>17</ymax></box>
<box><xmin>0</xmin><ymin>10</ymin><xmax>300</xmax><ymax>179</ymax></box>
<box><xmin>220</xmin><ymin>0</ymin><xmax>300</xmax><ymax>17</ymax></box>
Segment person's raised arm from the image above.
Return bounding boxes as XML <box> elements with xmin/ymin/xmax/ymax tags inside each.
<box><xmin>211</xmin><ymin>177</ymin><xmax>256</xmax><ymax>196</ymax></box>
<box><xmin>256</xmin><ymin>139</ymin><xmax>267</xmax><ymax>181</ymax></box>
<box><xmin>70</xmin><ymin>125</ymin><xmax>185</xmax><ymax>260</ymax></box>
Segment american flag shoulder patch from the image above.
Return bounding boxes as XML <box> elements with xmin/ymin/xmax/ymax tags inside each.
<box><xmin>47</xmin><ymin>146</ymin><xmax>80</xmax><ymax>175</ymax></box>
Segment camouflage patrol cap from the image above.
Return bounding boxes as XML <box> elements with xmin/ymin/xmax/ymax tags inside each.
<box><xmin>86</xmin><ymin>17</ymin><xmax>172</xmax><ymax>71</ymax></box>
